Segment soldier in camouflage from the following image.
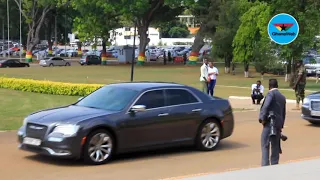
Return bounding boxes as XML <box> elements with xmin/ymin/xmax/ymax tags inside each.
<box><xmin>292</xmin><ymin>60</ymin><xmax>307</xmax><ymax>110</ymax></box>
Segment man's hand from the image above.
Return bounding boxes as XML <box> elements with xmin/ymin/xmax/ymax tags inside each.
<box><xmin>293</xmin><ymin>84</ymin><xmax>297</xmax><ymax>90</ymax></box>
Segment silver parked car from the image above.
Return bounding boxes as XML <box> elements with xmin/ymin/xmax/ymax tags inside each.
<box><xmin>39</xmin><ymin>57</ymin><xmax>71</xmax><ymax>67</ymax></box>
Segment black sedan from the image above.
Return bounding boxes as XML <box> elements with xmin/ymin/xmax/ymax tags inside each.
<box><xmin>17</xmin><ymin>82</ymin><xmax>234</xmax><ymax>165</ymax></box>
<box><xmin>0</xmin><ymin>59</ymin><xmax>30</xmax><ymax>68</ymax></box>
<box><xmin>301</xmin><ymin>92</ymin><xmax>320</xmax><ymax>124</ymax></box>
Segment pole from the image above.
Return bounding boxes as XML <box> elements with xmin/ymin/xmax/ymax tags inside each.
<box><xmin>19</xmin><ymin>0</ymin><xmax>22</xmax><ymax>61</ymax></box>
<box><xmin>2</xmin><ymin>20</ymin><xmax>4</xmax><ymax>57</ymax></box>
<box><xmin>64</xmin><ymin>11</ymin><xmax>66</xmax><ymax>56</ymax></box>
<box><xmin>54</xmin><ymin>14</ymin><xmax>57</xmax><ymax>55</ymax></box>
<box><xmin>130</xmin><ymin>23</ymin><xmax>137</xmax><ymax>82</ymax></box>
<box><xmin>7</xmin><ymin>0</ymin><xmax>10</xmax><ymax>58</ymax></box>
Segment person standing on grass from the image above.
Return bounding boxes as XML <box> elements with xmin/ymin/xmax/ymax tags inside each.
<box><xmin>199</xmin><ymin>58</ymin><xmax>209</xmax><ymax>94</ymax></box>
<box><xmin>207</xmin><ymin>62</ymin><xmax>219</xmax><ymax>96</ymax></box>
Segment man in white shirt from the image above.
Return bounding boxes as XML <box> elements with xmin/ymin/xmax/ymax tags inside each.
<box><xmin>199</xmin><ymin>58</ymin><xmax>209</xmax><ymax>93</ymax></box>
<box><xmin>251</xmin><ymin>80</ymin><xmax>264</xmax><ymax>104</ymax></box>
<box><xmin>208</xmin><ymin>62</ymin><xmax>219</xmax><ymax>96</ymax></box>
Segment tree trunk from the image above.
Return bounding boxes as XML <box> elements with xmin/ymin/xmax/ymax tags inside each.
<box><xmin>224</xmin><ymin>54</ymin><xmax>231</xmax><ymax>73</ymax></box>
<box><xmin>77</xmin><ymin>42</ymin><xmax>82</xmax><ymax>57</ymax></box>
<box><xmin>189</xmin><ymin>25</ymin><xmax>206</xmax><ymax>64</ymax></box>
<box><xmin>137</xmin><ymin>25</ymin><xmax>149</xmax><ymax>65</ymax></box>
<box><xmin>285</xmin><ymin>57</ymin><xmax>292</xmax><ymax>82</ymax></box>
<box><xmin>101</xmin><ymin>40</ymin><xmax>107</xmax><ymax>65</ymax></box>
<box><xmin>244</xmin><ymin>62</ymin><xmax>249</xmax><ymax>78</ymax></box>
<box><xmin>46</xmin><ymin>24</ymin><xmax>53</xmax><ymax>57</ymax></box>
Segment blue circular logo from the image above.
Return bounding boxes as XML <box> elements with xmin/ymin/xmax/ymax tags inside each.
<box><xmin>268</xmin><ymin>13</ymin><xmax>299</xmax><ymax>45</ymax></box>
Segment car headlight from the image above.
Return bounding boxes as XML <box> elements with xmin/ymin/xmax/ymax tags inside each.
<box><xmin>23</xmin><ymin>118</ymin><xmax>28</xmax><ymax>126</ymax></box>
<box><xmin>50</xmin><ymin>124</ymin><xmax>80</xmax><ymax>137</ymax></box>
<box><xmin>303</xmin><ymin>98</ymin><xmax>310</xmax><ymax>105</ymax></box>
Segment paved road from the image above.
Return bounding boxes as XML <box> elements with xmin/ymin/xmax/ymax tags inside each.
<box><xmin>0</xmin><ymin>111</ymin><xmax>319</xmax><ymax>180</ymax></box>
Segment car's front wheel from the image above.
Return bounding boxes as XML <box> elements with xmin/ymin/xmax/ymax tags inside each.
<box><xmin>196</xmin><ymin>119</ymin><xmax>221</xmax><ymax>151</ymax></box>
<box><xmin>83</xmin><ymin>129</ymin><xmax>114</xmax><ymax>165</ymax></box>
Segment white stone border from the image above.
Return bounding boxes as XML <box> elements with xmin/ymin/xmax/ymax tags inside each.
<box><xmin>229</xmin><ymin>96</ymin><xmax>296</xmax><ymax>104</ymax></box>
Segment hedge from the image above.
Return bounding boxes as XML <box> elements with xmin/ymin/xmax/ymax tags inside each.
<box><xmin>0</xmin><ymin>77</ymin><xmax>103</xmax><ymax>96</ymax></box>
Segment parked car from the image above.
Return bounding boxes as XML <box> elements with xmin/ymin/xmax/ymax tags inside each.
<box><xmin>0</xmin><ymin>59</ymin><xmax>30</xmax><ymax>68</ymax></box>
<box><xmin>304</xmin><ymin>56</ymin><xmax>320</xmax><ymax>76</ymax></box>
<box><xmin>17</xmin><ymin>82</ymin><xmax>234</xmax><ymax>165</ymax></box>
<box><xmin>79</xmin><ymin>55</ymin><xmax>101</xmax><ymax>65</ymax></box>
<box><xmin>301</xmin><ymin>92</ymin><xmax>320</xmax><ymax>124</ymax></box>
<box><xmin>39</xmin><ymin>57</ymin><xmax>70</xmax><ymax>67</ymax></box>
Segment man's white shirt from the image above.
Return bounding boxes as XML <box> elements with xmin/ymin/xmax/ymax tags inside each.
<box><xmin>208</xmin><ymin>67</ymin><xmax>219</xmax><ymax>80</ymax></box>
<box><xmin>251</xmin><ymin>84</ymin><xmax>264</xmax><ymax>95</ymax></box>
<box><xmin>200</xmin><ymin>63</ymin><xmax>208</xmax><ymax>81</ymax></box>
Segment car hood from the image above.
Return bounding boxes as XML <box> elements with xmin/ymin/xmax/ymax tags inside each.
<box><xmin>26</xmin><ymin>105</ymin><xmax>116</xmax><ymax>125</ymax></box>
<box><xmin>308</xmin><ymin>92</ymin><xmax>320</xmax><ymax>99</ymax></box>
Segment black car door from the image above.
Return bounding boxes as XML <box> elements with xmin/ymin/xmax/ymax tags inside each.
<box><xmin>14</xmin><ymin>60</ymin><xmax>23</xmax><ymax>67</ymax></box>
<box><xmin>164</xmin><ymin>88</ymin><xmax>204</xmax><ymax>141</ymax></box>
<box><xmin>6</xmin><ymin>60</ymin><xmax>15</xmax><ymax>67</ymax></box>
<box><xmin>118</xmin><ymin>89</ymin><xmax>176</xmax><ymax>149</ymax></box>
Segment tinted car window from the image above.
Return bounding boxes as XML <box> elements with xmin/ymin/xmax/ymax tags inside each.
<box><xmin>135</xmin><ymin>90</ymin><xmax>165</xmax><ymax>109</ymax></box>
<box><xmin>166</xmin><ymin>89</ymin><xmax>199</xmax><ymax>106</ymax></box>
<box><xmin>76</xmin><ymin>86</ymin><xmax>138</xmax><ymax>111</ymax></box>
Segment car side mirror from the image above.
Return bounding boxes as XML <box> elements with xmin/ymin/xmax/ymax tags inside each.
<box><xmin>130</xmin><ymin>105</ymin><xmax>146</xmax><ymax>112</ymax></box>
<box><xmin>78</xmin><ymin>97</ymin><xmax>84</xmax><ymax>101</ymax></box>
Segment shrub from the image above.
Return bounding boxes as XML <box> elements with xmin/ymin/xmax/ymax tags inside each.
<box><xmin>0</xmin><ymin>77</ymin><xmax>103</xmax><ymax>96</ymax></box>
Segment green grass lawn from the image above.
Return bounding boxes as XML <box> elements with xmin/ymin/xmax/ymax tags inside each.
<box><xmin>1</xmin><ymin>64</ymin><xmax>318</xmax><ymax>99</ymax></box>
<box><xmin>0</xmin><ymin>89</ymin><xmax>78</xmax><ymax>130</ymax></box>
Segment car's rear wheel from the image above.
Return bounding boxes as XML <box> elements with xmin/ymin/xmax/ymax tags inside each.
<box><xmin>196</xmin><ymin>119</ymin><xmax>221</xmax><ymax>151</ymax></box>
<box><xmin>83</xmin><ymin>129</ymin><xmax>114</xmax><ymax>165</ymax></box>
<box><xmin>49</xmin><ymin>63</ymin><xmax>54</xmax><ymax>67</ymax></box>
<box><xmin>65</xmin><ymin>62</ymin><xmax>70</xmax><ymax>66</ymax></box>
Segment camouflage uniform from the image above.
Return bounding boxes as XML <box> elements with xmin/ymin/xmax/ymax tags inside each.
<box><xmin>294</xmin><ymin>65</ymin><xmax>307</xmax><ymax>104</ymax></box>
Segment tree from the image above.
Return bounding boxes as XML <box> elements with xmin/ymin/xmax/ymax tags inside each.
<box><xmin>13</xmin><ymin>0</ymin><xmax>60</xmax><ymax>62</ymax></box>
<box><xmin>262</xmin><ymin>0</ymin><xmax>320</xmax><ymax>84</ymax></box>
<box><xmin>185</xmin><ymin>0</ymin><xmax>220</xmax><ymax>64</ymax></box>
<box><xmin>157</xmin><ymin>19</ymin><xmax>189</xmax><ymax>38</ymax></box>
<box><xmin>211</xmin><ymin>0</ymin><xmax>253</xmax><ymax>73</ymax></box>
<box><xmin>121</xmin><ymin>0</ymin><xmax>184</xmax><ymax>65</ymax></box>
<box><xmin>232</xmin><ymin>2</ymin><xmax>271</xmax><ymax>77</ymax></box>
<box><xmin>71</xmin><ymin>0</ymin><xmax>122</xmax><ymax>64</ymax></box>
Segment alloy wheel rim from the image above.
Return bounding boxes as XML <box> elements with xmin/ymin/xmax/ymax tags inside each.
<box><xmin>201</xmin><ymin>122</ymin><xmax>220</xmax><ymax>149</ymax></box>
<box><xmin>88</xmin><ymin>133</ymin><xmax>112</xmax><ymax>162</ymax></box>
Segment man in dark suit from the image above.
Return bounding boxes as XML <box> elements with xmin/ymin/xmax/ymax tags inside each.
<box><xmin>259</xmin><ymin>79</ymin><xmax>286</xmax><ymax>166</ymax></box>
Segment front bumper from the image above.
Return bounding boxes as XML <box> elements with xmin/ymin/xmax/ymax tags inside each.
<box><xmin>17</xmin><ymin>127</ymin><xmax>83</xmax><ymax>159</ymax></box>
<box><xmin>301</xmin><ymin>105</ymin><xmax>320</xmax><ymax>121</ymax></box>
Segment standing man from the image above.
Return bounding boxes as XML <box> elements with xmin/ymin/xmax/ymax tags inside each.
<box><xmin>183</xmin><ymin>52</ymin><xmax>187</xmax><ymax>65</ymax></box>
<box><xmin>168</xmin><ymin>51</ymin><xmax>172</xmax><ymax>63</ymax></box>
<box><xmin>292</xmin><ymin>60</ymin><xmax>307</xmax><ymax>110</ymax></box>
<box><xmin>200</xmin><ymin>58</ymin><xmax>209</xmax><ymax>94</ymax></box>
<box><xmin>251</xmin><ymin>80</ymin><xmax>264</xmax><ymax>105</ymax></box>
<box><xmin>163</xmin><ymin>50</ymin><xmax>167</xmax><ymax>65</ymax></box>
<box><xmin>259</xmin><ymin>79</ymin><xmax>286</xmax><ymax>166</ymax></box>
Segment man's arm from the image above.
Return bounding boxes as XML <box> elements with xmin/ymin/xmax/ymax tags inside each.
<box><xmin>260</xmin><ymin>86</ymin><xmax>264</xmax><ymax>94</ymax></box>
<box><xmin>259</xmin><ymin>92</ymin><xmax>273</xmax><ymax>123</ymax></box>
<box><xmin>282</xmin><ymin>100</ymin><xmax>286</xmax><ymax>128</ymax></box>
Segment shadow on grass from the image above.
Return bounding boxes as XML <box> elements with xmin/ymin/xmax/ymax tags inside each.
<box><xmin>24</xmin><ymin>140</ymin><xmax>248</xmax><ymax>167</ymax></box>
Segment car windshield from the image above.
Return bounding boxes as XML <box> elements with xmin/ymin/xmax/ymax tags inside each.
<box><xmin>75</xmin><ymin>86</ymin><xmax>138</xmax><ymax>111</ymax></box>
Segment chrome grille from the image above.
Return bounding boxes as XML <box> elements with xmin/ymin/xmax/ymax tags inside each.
<box><xmin>311</xmin><ymin>101</ymin><xmax>320</xmax><ymax>111</ymax></box>
<box><xmin>26</xmin><ymin>123</ymin><xmax>48</xmax><ymax>139</ymax></box>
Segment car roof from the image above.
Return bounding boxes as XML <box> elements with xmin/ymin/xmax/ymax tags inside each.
<box><xmin>106</xmin><ymin>82</ymin><xmax>185</xmax><ymax>91</ymax></box>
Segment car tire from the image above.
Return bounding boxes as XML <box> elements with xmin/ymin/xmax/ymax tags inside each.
<box><xmin>83</xmin><ymin>129</ymin><xmax>115</xmax><ymax>165</ymax></box>
<box><xmin>49</xmin><ymin>63</ymin><xmax>54</xmax><ymax>67</ymax></box>
<box><xmin>65</xmin><ymin>63</ymin><xmax>70</xmax><ymax>66</ymax></box>
<box><xmin>195</xmin><ymin>119</ymin><xmax>221</xmax><ymax>151</ymax></box>
<box><xmin>25</xmin><ymin>65</ymin><xmax>29</xmax><ymax>67</ymax></box>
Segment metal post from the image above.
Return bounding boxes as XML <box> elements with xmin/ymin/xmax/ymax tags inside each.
<box><xmin>2</xmin><ymin>20</ymin><xmax>4</xmax><ymax>57</ymax></box>
<box><xmin>64</xmin><ymin>11</ymin><xmax>66</xmax><ymax>56</ymax></box>
<box><xmin>130</xmin><ymin>23</ymin><xmax>137</xmax><ymax>82</ymax></box>
<box><xmin>54</xmin><ymin>14</ymin><xmax>57</xmax><ymax>56</ymax></box>
<box><xmin>19</xmin><ymin>0</ymin><xmax>22</xmax><ymax>61</ymax></box>
<box><xmin>7</xmin><ymin>0</ymin><xmax>10</xmax><ymax>58</ymax></box>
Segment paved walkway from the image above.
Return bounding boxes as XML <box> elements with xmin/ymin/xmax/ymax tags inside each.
<box><xmin>184</xmin><ymin>158</ymin><xmax>320</xmax><ymax>180</ymax></box>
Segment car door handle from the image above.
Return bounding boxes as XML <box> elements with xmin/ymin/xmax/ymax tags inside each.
<box><xmin>158</xmin><ymin>113</ymin><xmax>169</xmax><ymax>117</ymax></box>
<box><xmin>192</xmin><ymin>109</ymin><xmax>202</xmax><ymax>112</ymax></box>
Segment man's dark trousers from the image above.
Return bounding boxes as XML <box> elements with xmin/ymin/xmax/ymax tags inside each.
<box><xmin>252</xmin><ymin>94</ymin><xmax>264</xmax><ymax>104</ymax></box>
<box><xmin>261</xmin><ymin>125</ymin><xmax>281</xmax><ymax>166</ymax></box>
